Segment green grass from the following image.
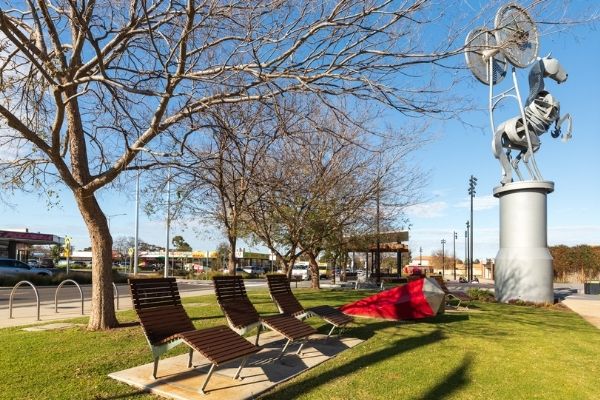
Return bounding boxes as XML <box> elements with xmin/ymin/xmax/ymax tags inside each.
<box><xmin>1</xmin><ymin>290</ymin><xmax>599</xmax><ymax>399</ymax></box>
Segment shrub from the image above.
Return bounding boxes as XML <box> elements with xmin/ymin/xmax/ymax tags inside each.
<box><xmin>467</xmin><ymin>288</ymin><xmax>496</xmax><ymax>302</ymax></box>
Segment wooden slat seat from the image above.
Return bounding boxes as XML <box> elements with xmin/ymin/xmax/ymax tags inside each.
<box><xmin>430</xmin><ymin>275</ymin><xmax>472</xmax><ymax>310</ymax></box>
<box><xmin>129</xmin><ymin>278</ymin><xmax>260</xmax><ymax>394</ymax></box>
<box><xmin>213</xmin><ymin>275</ymin><xmax>316</xmax><ymax>360</ymax></box>
<box><xmin>266</xmin><ymin>274</ymin><xmax>353</xmax><ymax>338</ymax></box>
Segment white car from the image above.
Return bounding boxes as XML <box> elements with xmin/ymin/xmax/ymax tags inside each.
<box><xmin>291</xmin><ymin>264</ymin><xmax>310</xmax><ymax>280</ymax></box>
<box><xmin>242</xmin><ymin>266</ymin><xmax>263</xmax><ymax>275</ymax></box>
<box><xmin>0</xmin><ymin>258</ymin><xmax>54</xmax><ymax>277</ymax></box>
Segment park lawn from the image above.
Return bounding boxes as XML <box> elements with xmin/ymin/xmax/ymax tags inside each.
<box><xmin>0</xmin><ymin>289</ymin><xmax>599</xmax><ymax>400</ymax></box>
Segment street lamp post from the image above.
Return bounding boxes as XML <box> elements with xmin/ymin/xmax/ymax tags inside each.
<box><xmin>419</xmin><ymin>246</ymin><xmax>422</xmax><ymax>266</ymax></box>
<box><xmin>107</xmin><ymin>213</ymin><xmax>127</xmax><ymax>230</ymax></box>
<box><xmin>164</xmin><ymin>167</ymin><xmax>171</xmax><ymax>278</ymax></box>
<box><xmin>468</xmin><ymin>175</ymin><xmax>477</xmax><ymax>281</ymax></box>
<box><xmin>133</xmin><ymin>169</ymin><xmax>140</xmax><ymax>275</ymax></box>
<box><xmin>453</xmin><ymin>231</ymin><xmax>457</xmax><ymax>280</ymax></box>
<box><xmin>131</xmin><ymin>148</ymin><xmax>179</xmax><ymax>279</ymax></box>
<box><xmin>441</xmin><ymin>239</ymin><xmax>446</xmax><ymax>278</ymax></box>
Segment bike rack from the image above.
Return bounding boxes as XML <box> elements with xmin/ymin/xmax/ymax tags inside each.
<box><xmin>55</xmin><ymin>279</ymin><xmax>84</xmax><ymax>315</ymax></box>
<box><xmin>113</xmin><ymin>282</ymin><xmax>119</xmax><ymax>310</ymax></box>
<box><xmin>9</xmin><ymin>281</ymin><xmax>40</xmax><ymax>321</ymax></box>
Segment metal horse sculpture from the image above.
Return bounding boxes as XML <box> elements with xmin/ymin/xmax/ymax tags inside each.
<box><xmin>492</xmin><ymin>56</ymin><xmax>573</xmax><ymax>184</ymax></box>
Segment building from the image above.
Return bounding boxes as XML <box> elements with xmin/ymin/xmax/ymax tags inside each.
<box><xmin>0</xmin><ymin>228</ymin><xmax>64</xmax><ymax>260</ymax></box>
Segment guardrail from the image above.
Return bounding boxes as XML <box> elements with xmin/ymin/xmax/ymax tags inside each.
<box><xmin>9</xmin><ymin>281</ymin><xmax>40</xmax><ymax>320</ymax></box>
<box><xmin>55</xmin><ymin>279</ymin><xmax>84</xmax><ymax>315</ymax></box>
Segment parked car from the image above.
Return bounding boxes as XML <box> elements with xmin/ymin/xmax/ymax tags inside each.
<box><xmin>39</xmin><ymin>258</ymin><xmax>55</xmax><ymax>268</ymax></box>
<box><xmin>0</xmin><ymin>257</ymin><xmax>54</xmax><ymax>277</ymax></box>
<box><xmin>242</xmin><ymin>266</ymin><xmax>263</xmax><ymax>275</ymax></box>
<box><xmin>27</xmin><ymin>259</ymin><xmax>40</xmax><ymax>267</ymax></box>
<box><xmin>291</xmin><ymin>264</ymin><xmax>310</xmax><ymax>281</ymax></box>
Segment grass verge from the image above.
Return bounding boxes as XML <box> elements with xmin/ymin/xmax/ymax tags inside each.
<box><xmin>0</xmin><ymin>289</ymin><xmax>599</xmax><ymax>399</ymax></box>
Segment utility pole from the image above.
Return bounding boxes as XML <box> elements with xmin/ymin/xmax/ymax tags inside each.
<box><xmin>468</xmin><ymin>175</ymin><xmax>477</xmax><ymax>281</ymax></box>
<box><xmin>441</xmin><ymin>239</ymin><xmax>446</xmax><ymax>278</ymax></box>
<box><xmin>453</xmin><ymin>231</ymin><xmax>457</xmax><ymax>280</ymax></box>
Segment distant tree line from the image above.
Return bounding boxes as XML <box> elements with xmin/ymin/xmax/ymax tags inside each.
<box><xmin>551</xmin><ymin>245</ymin><xmax>600</xmax><ymax>282</ymax></box>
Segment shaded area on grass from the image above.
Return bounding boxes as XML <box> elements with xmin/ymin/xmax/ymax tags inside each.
<box><xmin>262</xmin><ymin>327</ymin><xmax>446</xmax><ymax>399</ymax></box>
<box><xmin>417</xmin><ymin>353</ymin><xmax>474</xmax><ymax>400</ymax></box>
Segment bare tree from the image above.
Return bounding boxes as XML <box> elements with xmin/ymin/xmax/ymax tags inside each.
<box><xmin>1</xmin><ymin>1</ymin><xmax>548</xmax><ymax>329</ymax></box>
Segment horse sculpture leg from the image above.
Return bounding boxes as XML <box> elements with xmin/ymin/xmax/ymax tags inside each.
<box><xmin>493</xmin><ymin>129</ymin><xmax>513</xmax><ymax>184</ymax></box>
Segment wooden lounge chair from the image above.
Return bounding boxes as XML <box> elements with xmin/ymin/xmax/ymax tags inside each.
<box><xmin>266</xmin><ymin>274</ymin><xmax>353</xmax><ymax>338</ymax></box>
<box><xmin>431</xmin><ymin>275</ymin><xmax>472</xmax><ymax>310</ymax></box>
<box><xmin>213</xmin><ymin>275</ymin><xmax>316</xmax><ymax>360</ymax></box>
<box><xmin>128</xmin><ymin>278</ymin><xmax>260</xmax><ymax>394</ymax></box>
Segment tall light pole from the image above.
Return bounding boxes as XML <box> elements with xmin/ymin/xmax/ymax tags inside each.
<box><xmin>468</xmin><ymin>175</ymin><xmax>477</xmax><ymax>281</ymax></box>
<box><xmin>453</xmin><ymin>231</ymin><xmax>457</xmax><ymax>280</ymax></box>
<box><xmin>465</xmin><ymin>221</ymin><xmax>469</xmax><ymax>280</ymax></box>
<box><xmin>133</xmin><ymin>169</ymin><xmax>140</xmax><ymax>275</ymax></box>
<box><xmin>133</xmin><ymin>149</ymin><xmax>179</xmax><ymax>278</ymax></box>
<box><xmin>419</xmin><ymin>246</ymin><xmax>423</xmax><ymax>266</ymax></box>
<box><xmin>164</xmin><ymin>167</ymin><xmax>171</xmax><ymax>278</ymax></box>
<box><xmin>107</xmin><ymin>213</ymin><xmax>127</xmax><ymax>230</ymax></box>
<box><xmin>441</xmin><ymin>239</ymin><xmax>446</xmax><ymax>278</ymax></box>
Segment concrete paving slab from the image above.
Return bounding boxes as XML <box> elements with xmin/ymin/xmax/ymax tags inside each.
<box><xmin>109</xmin><ymin>332</ymin><xmax>362</xmax><ymax>400</ymax></box>
<box><xmin>22</xmin><ymin>322</ymin><xmax>84</xmax><ymax>332</ymax></box>
<box><xmin>562</xmin><ymin>293</ymin><xmax>600</xmax><ymax>329</ymax></box>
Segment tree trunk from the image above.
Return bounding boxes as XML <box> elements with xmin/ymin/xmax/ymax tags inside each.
<box><xmin>74</xmin><ymin>192</ymin><xmax>118</xmax><ymax>330</ymax></box>
<box><xmin>228</xmin><ymin>236</ymin><xmax>237</xmax><ymax>274</ymax></box>
<box><xmin>307</xmin><ymin>251</ymin><xmax>321</xmax><ymax>289</ymax></box>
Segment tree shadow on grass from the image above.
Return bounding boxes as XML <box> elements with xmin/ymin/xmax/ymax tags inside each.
<box><xmin>262</xmin><ymin>328</ymin><xmax>446</xmax><ymax>399</ymax></box>
<box><xmin>417</xmin><ymin>353</ymin><xmax>474</xmax><ymax>400</ymax></box>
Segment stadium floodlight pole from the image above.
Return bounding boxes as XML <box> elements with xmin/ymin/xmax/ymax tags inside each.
<box><xmin>441</xmin><ymin>239</ymin><xmax>446</xmax><ymax>278</ymax></box>
<box><xmin>465</xmin><ymin>221</ymin><xmax>469</xmax><ymax>280</ymax></box>
<box><xmin>468</xmin><ymin>175</ymin><xmax>477</xmax><ymax>281</ymax></box>
<box><xmin>453</xmin><ymin>231</ymin><xmax>457</xmax><ymax>280</ymax></box>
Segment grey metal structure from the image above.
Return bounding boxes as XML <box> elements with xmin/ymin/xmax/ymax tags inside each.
<box><xmin>55</xmin><ymin>279</ymin><xmax>84</xmax><ymax>315</ymax></box>
<box><xmin>464</xmin><ymin>4</ymin><xmax>574</xmax><ymax>303</ymax></box>
<box><xmin>494</xmin><ymin>181</ymin><xmax>554</xmax><ymax>303</ymax></box>
<box><xmin>9</xmin><ymin>280</ymin><xmax>40</xmax><ymax>320</ymax></box>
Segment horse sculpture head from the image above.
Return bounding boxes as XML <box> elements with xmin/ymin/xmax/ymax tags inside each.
<box><xmin>541</xmin><ymin>55</ymin><xmax>568</xmax><ymax>83</ymax></box>
<box><xmin>526</xmin><ymin>55</ymin><xmax>567</xmax><ymax>106</ymax></box>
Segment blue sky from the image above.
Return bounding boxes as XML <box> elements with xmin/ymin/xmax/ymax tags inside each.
<box><xmin>1</xmin><ymin>2</ymin><xmax>599</xmax><ymax>260</ymax></box>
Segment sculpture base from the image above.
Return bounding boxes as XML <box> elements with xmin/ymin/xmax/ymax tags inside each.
<box><xmin>493</xmin><ymin>181</ymin><xmax>554</xmax><ymax>304</ymax></box>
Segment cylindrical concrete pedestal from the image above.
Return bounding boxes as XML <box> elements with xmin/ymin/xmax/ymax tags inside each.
<box><xmin>493</xmin><ymin>181</ymin><xmax>554</xmax><ymax>304</ymax></box>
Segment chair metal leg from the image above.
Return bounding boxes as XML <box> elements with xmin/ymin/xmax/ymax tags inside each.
<box><xmin>152</xmin><ymin>357</ymin><xmax>159</xmax><ymax>379</ymax></box>
<box><xmin>277</xmin><ymin>339</ymin><xmax>291</xmax><ymax>360</ymax></box>
<box><xmin>199</xmin><ymin>363</ymin><xmax>216</xmax><ymax>395</ymax></box>
<box><xmin>296</xmin><ymin>340</ymin><xmax>306</xmax><ymax>355</ymax></box>
<box><xmin>326</xmin><ymin>324</ymin><xmax>337</xmax><ymax>339</ymax></box>
<box><xmin>188</xmin><ymin>348</ymin><xmax>194</xmax><ymax>368</ymax></box>
<box><xmin>233</xmin><ymin>356</ymin><xmax>248</xmax><ymax>380</ymax></box>
<box><xmin>255</xmin><ymin>324</ymin><xmax>262</xmax><ymax>346</ymax></box>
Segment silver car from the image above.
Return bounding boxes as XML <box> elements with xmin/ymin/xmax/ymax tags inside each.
<box><xmin>0</xmin><ymin>257</ymin><xmax>54</xmax><ymax>277</ymax></box>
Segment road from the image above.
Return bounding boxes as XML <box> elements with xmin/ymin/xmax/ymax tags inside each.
<box><xmin>0</xmin><ymin>279</ymin><xmax>288</xmax><ymax>309</ymax></box>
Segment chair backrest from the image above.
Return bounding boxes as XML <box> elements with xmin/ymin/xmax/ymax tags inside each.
<box><xmin>430</xmin><ymin>275</ymin><xmax>451</xmax><ymax>294</ymax></box>
<box><xmin>129</xmin><ymin>278</ymin><xmax>195</xmax><ymax>345</ymax></box>
<box><xmin>213</xmin><ymin>276</ymin><xmax>260</xmax><ymax>329</ymax></box>
<box><xmin>266</xmin><ymin>274</ymin><xmax>305</xmax><ymax>315</ymax></box>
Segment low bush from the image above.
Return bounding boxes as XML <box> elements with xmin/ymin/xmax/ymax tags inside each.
<box><xmin>467</xmin><ymin>288</ymin><xmax>496</xmax><ymax>302</ymax></box>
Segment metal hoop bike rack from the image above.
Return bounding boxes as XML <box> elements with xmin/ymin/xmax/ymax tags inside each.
<box><xmin>55</xmin><ymin>279</ymin><xmax>84</xmax><ymax>315</ymax></box>
<box><xmin>9</xmin><ymin>281</ymin><xmax>40</xmax><ymax>321</ymax></box>
<box><xmin>113</xmin><ymin>282</ymin><xmax>120</xmax><ymax>310</ymax></box>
